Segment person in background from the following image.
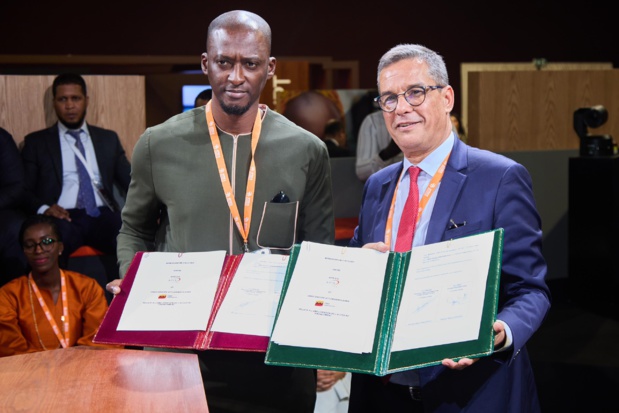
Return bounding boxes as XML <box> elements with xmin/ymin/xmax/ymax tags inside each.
<box><xmin>314</xmin><ymin>369</ymin><xmax>351</xmax><ymax>413</ymax></box>
<box><xmin>450</xmin><ymin>111</ymin><xmax>467</xmax><ymax>143</ymax></box>
<box><xmin>348</xmin><ymin>43</ymin><xmax>550</xmax><ymax>413</ymax></box>
<box><xmin>0</xmin><ymin>215</ymin><xmax>121</xmax><ymax>357</ymax></box>
<box><xmin>322</xmin><ymin>119</ymin><xmax>353</xmax><ymax>158</ymax></box>
<box><xmin>194</xmin><ymin>88</ymin><xmax>213</xmax><ymax>107</ymax></box>
<box><xmin>282</xmin><ymin>90</ymin><xmax>346</xmax><ymax>147</ymax></box>
<box><xmin>20</xmin><ymin>73</ymin><xmax>131</xmax><ymax>268</ymax></box>
<box><xmin>348</xmin><ymin>89</ymin><xmax>379</xmax><ymax>151</ymax></box>
<box><xmin>355</xmin><ymin>108</ymin><xmax>403</xmax><ymax>182</ymax></box>
<box><xmin>0</xmin><ymin>127</ymin><xmax>28</xmax><ymax>285</ymax></box>
<box><xmin>108</xmin><ymin>10</ymin><xmax>334</xmax><ymax>413</ymax></box>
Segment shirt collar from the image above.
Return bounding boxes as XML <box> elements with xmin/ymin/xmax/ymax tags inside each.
<box><xmin>401</xmin><ymin>132</ymin><xmax>455</xmax><ymax>177</ymax></box>
<box><xmin>58</xmin><ymin>122</ymin><xmax>88</xmax><ymax>137</ymax></box>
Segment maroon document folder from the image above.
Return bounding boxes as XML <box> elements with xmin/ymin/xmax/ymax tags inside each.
<box><xmin>94</xmin><ymin>252</ymin><xmax>270</xmax><ymax>352</ymax></box>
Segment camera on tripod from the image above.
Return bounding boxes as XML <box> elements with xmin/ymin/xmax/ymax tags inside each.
<box><xmin>573</xmin><ymin>105</ymin><xmax>616</xmax><ymax>157</ymax></box>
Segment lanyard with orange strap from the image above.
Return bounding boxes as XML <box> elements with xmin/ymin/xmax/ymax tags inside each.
<box><xmin>384</xmin><ymin>152</ymin><xmax>451</xmax><ymax>249</ymax></box>
<box><xmin>29</xmin><ymin>270</ymin><xmax>69</xmax><ymax>348</ymax></box>
<box><xmin>205</xmin><ymin>100</ymin><xmax>262</xmax><ymax>252</ymax></box>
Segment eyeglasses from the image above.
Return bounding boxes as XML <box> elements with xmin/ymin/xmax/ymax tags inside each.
<box><xmin>23</xmin><ymin>237</ymin><xmax>58</xmax><ymax>252</ymax></box>
<box><xmin>375</xmin><ymin>85</ymin><xmax>444</xmax><ymax>113</ymax></box>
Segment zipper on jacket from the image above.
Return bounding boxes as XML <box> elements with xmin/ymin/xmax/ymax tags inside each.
<box><xmin>228</xmin><ymin>134</ymin><xmax>239</xmax><ymax>254</ymax></box>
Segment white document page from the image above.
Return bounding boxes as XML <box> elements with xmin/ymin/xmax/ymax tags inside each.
<box><xmin>117</xmin><ymin>251</ymin><xmax>226</xmax><ymax>331</ymax></box>
<box><xmin>391</xmin><ymin>232</ymin><xmax>494</xmax><ymax>351</ymax></box>
<box><xmin>270</xmin><ymin>242</ymin><xmax>388</xmax><ymax>354</ymax></box>
<box><xmin>210</xmin><ymin>253</ymin><xmax>289</xmax><ymax>336</ymax></box>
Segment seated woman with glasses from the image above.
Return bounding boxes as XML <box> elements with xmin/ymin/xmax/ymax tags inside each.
<box><xmin>0</xmin><ymin>215</ymin><xmax>121</xmax><ymax>357</ymax></box>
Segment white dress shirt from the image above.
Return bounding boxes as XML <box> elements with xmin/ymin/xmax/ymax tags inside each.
<box><xmin>37</xmin><ymin>122</ymin><xmax>105</xmax><ymax>214</ymax></box>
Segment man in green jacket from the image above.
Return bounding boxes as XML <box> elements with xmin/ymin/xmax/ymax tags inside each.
<box><xmin>109</xmin><ymin>9</ymin><xmax>334</xmax><ymax>413</ymax></box>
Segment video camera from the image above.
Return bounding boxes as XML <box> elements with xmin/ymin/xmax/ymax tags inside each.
<box><xmin>574</xmin><ymin>105</ymin><xmax>616</xmax><ymax>157</ymax></box>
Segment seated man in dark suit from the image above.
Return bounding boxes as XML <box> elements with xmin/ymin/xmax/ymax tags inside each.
<box><xmin>0</xmin><ymin>127</ymin><xmax>28</xmax><ymax>285</ymax></box>
<box><xmin>21</xmin><ymin>73</ymin><xmax>131</xmax><ymax>268</ymax></box>
<box><xmin>323</xmin><ymin>119</ymin><xmax>353</xmax><ymax>158</ymax></box>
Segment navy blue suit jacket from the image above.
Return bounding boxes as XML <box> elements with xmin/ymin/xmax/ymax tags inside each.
<box><xmin>21</xmin><ymin>123</ymin><xmax>131</xmax><ymax>214</ymax></box>
<box><xmin>0</xmin><ymin>128</ymin><xmax>25</xmax><ymax>210</ymax></box>
<box><xmin>351</xmin><ymin>137</ymin><xmax>551</xmax><ymax>412</ymax></box>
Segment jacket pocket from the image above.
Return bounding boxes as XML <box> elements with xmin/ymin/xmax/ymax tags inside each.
<box><xmin>256</xmin><ymin>201</ymin><xmax>299</xmax><ymax>250</ymax></box>
<box><xmin>444</xmin><ymin>220</ymin><xmax>482</xmax><ymax>240</ymax></box>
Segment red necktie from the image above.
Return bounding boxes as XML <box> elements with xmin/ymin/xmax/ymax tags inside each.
<box><xmin>394</xmin><ymin>166</ymin><xmax>421</xmax><ymax>253</ymax></box>
<box><xmin>383</xmin><ymin>166</ymin><xmax>420</xmax><ymax>385</ymax></box>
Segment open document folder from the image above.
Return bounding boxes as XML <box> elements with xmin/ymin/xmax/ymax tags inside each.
<box><xmin>94</xmin><ymin>251</ymin><xmax>289</xmax><ymax>352</ymax></box>
<box><xmin>265</xmin><ymin>229</ymin><xmax>504</xmax><ymax>376</ymax></box>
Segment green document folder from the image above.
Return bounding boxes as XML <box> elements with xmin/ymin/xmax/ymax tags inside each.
<box><xmin>265</xmin><ymin>228</ymin><xmax>504</xmax><ymax>376</ymax></box>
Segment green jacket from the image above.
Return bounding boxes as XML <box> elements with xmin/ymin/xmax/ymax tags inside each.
<box><xmin>117</xmin><ymin>106</ymin><xmax>334</xmax><ymax>276</ymax></box>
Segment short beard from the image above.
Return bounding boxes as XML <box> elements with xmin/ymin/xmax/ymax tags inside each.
<box><xmin>58</xmin><ymin>113</ymin><xmax>86</xmax><ymax>130</ymax></box>
<box><xmin>220</xmin><ymin>101</ymin><xmax>252</xmax><ymax>116</ymax></box>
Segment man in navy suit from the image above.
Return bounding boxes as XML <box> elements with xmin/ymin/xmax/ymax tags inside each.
<box><xmin>21</xmin><ymin>73</ymin><xmax>131</xmax><ymax>267</ymax></box>
<box><xmin>0</xmin><ymin>127</ymin><xmax>28</xmax><ymax>284</ymax></box>
<box><xmin>347</xmin><ymin>44</ymin><xmax>551</xmax><ymax>413</ymax></box>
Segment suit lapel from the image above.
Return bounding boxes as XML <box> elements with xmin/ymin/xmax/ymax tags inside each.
<box><xmin>89</xmin><ymin>126</ymin><xmax>108</xmax><ymax>186</ymax></box>
<box><xmin>48</xmin><ymin>124</ymin><xmax>63</xmax><ymax>185</ymax></box>
<box><xmin>375</xmin><ymin>165</ymin><xmax>402</xmax><ymax>242</ymax></box>
<box><xmin>426</xmin><ymin>139</ymin><xmax>468</xmax><ymax>245</ymax></box>
<box><xmin>89</xmin><ymin>126</ymin><xmax>119</xmax><ymax>211</ymax></box>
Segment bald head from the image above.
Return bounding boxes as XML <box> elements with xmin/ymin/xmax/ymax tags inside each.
<box><xmin>283</xmin><ymin>91</ymin><xmax>342</xmax><ymax>140</ymax></box>
<box><xmin>207</xmin><ymin>10</ymin><xmax>272</xmax><ymax>54</ymax></box>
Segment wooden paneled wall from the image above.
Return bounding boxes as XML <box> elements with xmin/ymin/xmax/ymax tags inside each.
<box><xmin>467</xmin><ymin>70</ymin><xmax>619</xmax><ymax>152</ymax></box>
<box><xmin>0</xmin><ymin>75</ymin><xmax>145</xmax><ymax>160</ymax></box>
<box><xmin>460</xmin><ymin>62</ymin><xmax>613</xmax><ymax>132</ymax></box>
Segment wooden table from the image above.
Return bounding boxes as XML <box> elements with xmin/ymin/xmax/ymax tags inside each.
<box><xmin>0</xmin><ymin>347</ymin><xmax>209</xmax><ymax>412</ymax></box>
